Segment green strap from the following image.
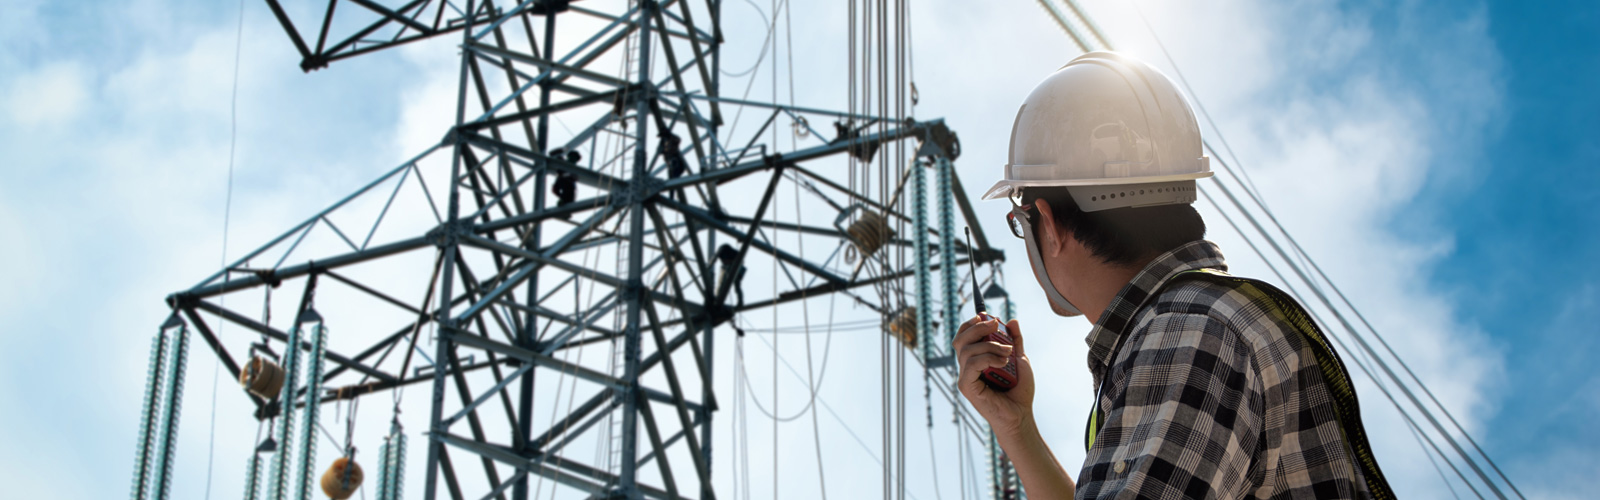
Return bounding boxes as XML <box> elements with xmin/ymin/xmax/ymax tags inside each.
<box><xmin>1083</xmin><ymin>269</ymin><xmax>1395</xmax><ymax>499</ymax></box>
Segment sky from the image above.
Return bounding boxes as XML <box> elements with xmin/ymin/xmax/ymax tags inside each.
<box><xmin>1</xmin><ymin>0</ymin><xmax>1596</xmax><ymax>499</ymax></box>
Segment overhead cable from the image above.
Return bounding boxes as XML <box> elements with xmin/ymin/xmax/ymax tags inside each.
<box><xmin>1196</xmin><ymin>188</ymin><xmax>1479</xmax><ymax>498</ymax></box>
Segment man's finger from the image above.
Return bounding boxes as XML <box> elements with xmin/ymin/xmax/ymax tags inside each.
<box><xmin>960</xmin><ymin>352</ymin><xmax>1012</xmax><ymax>384</ymax></box>
<box><xmin>958</xmin><ymin>314</ymin><xmax>985</xmax><ymax>333</ymax></box>
<box><xmin>958</xmin><ymin>339</ymin><xmax>1012</xmax><ymax>361</ymax></box>
<box><xmin>958</xmin><ymin>341</ymin><xmax>1013</xmax><ymax>371</ymax></box>
<box><xmin>1006</xmin><ymin>318</ymin><xmax>1025</xmax><ymax>353</ymax></box>
<box><xmin>953</xmin><ymin>316</ymin><xmax>1000</xmax><ymax>350</ymax></box>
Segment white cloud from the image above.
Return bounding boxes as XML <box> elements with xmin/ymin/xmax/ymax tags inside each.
<box><xmin>0</xmin><ymin>3</ymin><xmax>450</xmax><ymax>498</ymax></box>
<box><xmin>0</xmin><ymin>196</ymin><xmax>41</xmax><ymax>312</ymax></box>
<box><xmin>1518</xmin><ymin>443</ymin><xmax>1600</xmax><ymax>500</ymax></box>
<box><xmin>3</xmin><ymin>61</ymin><xmax>91</xmax><ymax>128</ymax></box>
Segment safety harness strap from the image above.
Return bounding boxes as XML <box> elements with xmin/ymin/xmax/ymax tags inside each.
<box><xmin>1084</xmin><ymin>269</ymin><xmax>1395</xmax><ymax>499</ymax></box>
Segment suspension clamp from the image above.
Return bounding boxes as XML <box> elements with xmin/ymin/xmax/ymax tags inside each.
<box><xmin>917</xmin><ymin>122</ymin><xmax>960</xmax><ymax>160</ymax></box>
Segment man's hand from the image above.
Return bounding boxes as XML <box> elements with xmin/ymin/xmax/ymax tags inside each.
<box><xmin>953</xmin><ymin>315</ymin><xmax>1077</xmax><ymax>498</ymax></box>
<box><xmin>953</xmin><ymin>315</ymin><xmax>1034</xmax><ymax>437</ymax></box>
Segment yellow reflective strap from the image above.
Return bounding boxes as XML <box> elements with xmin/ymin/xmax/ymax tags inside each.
<box><xmin>1184</xmin><ymin>270</ymin><xmax>1396</xmax><ymax>500</ymax></box>
<box><xmin>1086</xmin><ymin>407</ymin><xmax>1099</xmax><ymax>450</ymax></box>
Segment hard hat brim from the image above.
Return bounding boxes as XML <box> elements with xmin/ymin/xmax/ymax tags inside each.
<box><xmin>980</xmin><ymin>170</ymin><xmax>1214</xmax><ymax>201</ymax></box>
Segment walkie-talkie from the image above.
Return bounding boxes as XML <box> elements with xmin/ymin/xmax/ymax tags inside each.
<box><xmin>967</xmin><ymin>227</ymin><xmax>1019</xmax><ymax>392</ymax></box>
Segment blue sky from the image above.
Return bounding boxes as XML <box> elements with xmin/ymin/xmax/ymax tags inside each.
<box><xmin>1417</xmin><ymin>0</ymin><xmax>1600</xmax><ymax>478</ymax></box>
<box><xmin>1</xmin><ymin>0</ymin><xmax>1596</xmax><ymax>499</ymax></box>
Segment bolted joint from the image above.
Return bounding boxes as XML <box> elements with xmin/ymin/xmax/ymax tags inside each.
<box><xmin>299</xmin><ymin>54</ymin><xmax>330</xmax><ymax>73</ymax></box>
<box><xmin>528</xmin><ymin>0</ymin><xmax>572</xmax><ymax>15</ymax></box>
<box><xmin>253</xmin><ymin>268</ymin><xmax>283</xmax><ymax>288</ymax></box>
<box><xmin>440</xmin><ymin>126</ymin><xmax>462</xmax><ymax>147</ymax></box>
<box><xmin>762</xmin><ymin>152</ymin><xmax>789</xmax><ymax>172</ymax></box>
<box><xmin>166</xmin><ymin>292</ymin><xmax>199</xmax><ymax>310</ymax></box>
<box><xmin>704</xmin><ymin>304</ymin><xmax>735</xmax><ymax>329</ymax></box>
<box><xmin>613</xmin><ymin>177</ymin><xmax>666</xmax><ymax>207</ymax></box>
<box><xmin>620</xmin><ymin>280</ymin><xmax>647</xmax><ymax>301</ymax></box>
<box><xmin>424</xmin><ymin>220</ymin><xmax>473</xmax><ymax>248</ymax></box>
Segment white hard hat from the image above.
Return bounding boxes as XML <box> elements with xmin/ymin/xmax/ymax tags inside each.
<box><xmin>982</xmin><ymin>51</ymin><xmax>1211</xmax><ymax>212</ymax></box>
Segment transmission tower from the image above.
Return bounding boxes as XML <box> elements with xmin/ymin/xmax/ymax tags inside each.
<box><xmin>135</xmin><ymin>1</ymin><xmax>1005</xmax><ymax>499</ymax></box>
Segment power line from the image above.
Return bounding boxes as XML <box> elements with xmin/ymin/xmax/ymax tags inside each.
<box><xmin>1196</xmin><ymin>188</ymin><xmax>1485</xmax><ymax>498</ymax></box>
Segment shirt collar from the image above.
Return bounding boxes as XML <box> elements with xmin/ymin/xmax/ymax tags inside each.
<box><xmin>1085</xmin><ymin>239</ymin><xmax>1228</xmax><ymax>379</ymax></box>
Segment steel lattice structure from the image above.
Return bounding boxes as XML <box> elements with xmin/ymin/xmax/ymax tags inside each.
<box><xmin>146</xmin><ymin>1</ymin><xmax>1007</xmax><ymax>499</ymax></box>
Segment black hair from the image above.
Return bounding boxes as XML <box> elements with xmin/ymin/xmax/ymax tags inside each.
<box><xmin>1020</xmin><ymin>187</ymin><xmax>1206</xmax><ymax>268</ymax></box>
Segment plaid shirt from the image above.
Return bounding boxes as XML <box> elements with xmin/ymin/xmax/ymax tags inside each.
<box><xmin>1075</xmin><ymin>240</ymin><xmax>1373</xmax><ymax>499</ymax></box>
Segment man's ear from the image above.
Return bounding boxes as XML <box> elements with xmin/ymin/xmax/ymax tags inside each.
<box><xmin>1033</xmin><ymin>198</ymin><xmax>1069</xmax><ymax>258</ymax></box>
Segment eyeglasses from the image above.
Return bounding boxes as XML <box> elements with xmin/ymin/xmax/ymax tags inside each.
<box><xmin>1006</xmin><ymin>204</ymin><xmax>1034</xmax><ymax>239</ymax></box>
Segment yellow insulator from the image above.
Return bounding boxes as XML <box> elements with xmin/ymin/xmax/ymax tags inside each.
<box><xmin>320</xmin><ymin>457</ymin><xmax>364</xmax><ymax>500</ymax></box>
<box><xmin>886</xmin><ymin>307</ymin><xmax>917</xmax><ymax>348</ymax></box>
<box><xmin>846</xmin><ymin>209</ymin><xmax>894</xmax><ymax>259</ymax></box>
<box><xmin>238</xmin><ymin>356</ymin><xmax>285</xmax><ymax>400</ymax></box>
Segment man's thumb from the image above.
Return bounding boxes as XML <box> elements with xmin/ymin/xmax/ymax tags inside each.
<box><xmin>1007</xmin><ymin>318</ymin><xmax>1024</xmax><ymax>352</ymax></box>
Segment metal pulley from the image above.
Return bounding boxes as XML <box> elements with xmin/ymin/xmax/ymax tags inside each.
<box><xmin>835</xmin><ymin>204</ymin><xmax>895</xmax><ymax>261</ymax></box>
<box><xmin>321</xmin><ymin>456</ymin><xmax>364</xmax><ymax>500</ymax></box>
<box><xmin>792</xmin><ymin>115</ymin><xmax>811</xmax><ymax>138</ymax></box>
<box><xmin>886</xmin><ymin>307</ymin><xmax>918</xmax><ymax>349</ymax></box>
<box><xmin>238</xmin><ymin>355</ymin><xmax>285</xmax><ymax>400</ymax></box>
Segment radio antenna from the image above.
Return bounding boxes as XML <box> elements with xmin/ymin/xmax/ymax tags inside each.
<box><xmin>966</xmin><ymin>227</ymin><xmax>986</xmax><ymax>315</ymax></box>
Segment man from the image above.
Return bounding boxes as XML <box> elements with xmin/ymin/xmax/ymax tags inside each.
<box><xmin>954</xmin><ymin>52</ymin><xmax>1393</xmax><ymax>499</ymax></box>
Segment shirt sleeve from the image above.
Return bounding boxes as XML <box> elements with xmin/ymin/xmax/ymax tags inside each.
<box><xmin>1077</xmin><ymin>312</ymin><xmax>1263</xmax><ymax>500</ymax></box>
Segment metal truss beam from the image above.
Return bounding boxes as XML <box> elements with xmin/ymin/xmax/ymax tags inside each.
<box><xmin>163</xmin><ymin>2</ymin><xmax>1006</xmax><ymax>499</ymax></box>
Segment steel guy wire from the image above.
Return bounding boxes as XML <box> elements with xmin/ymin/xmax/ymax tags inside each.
<box><xmin>722</xmin><ymin>0</ymin><xmax>774</xmax><ymax>78</ymax></box>
<box><xmin>726</xmin><ymin>297</ymin><xmax>837</xmax><ymax>421</ymax></box>
<box><xmin>1129</xmin><ymin>0</ymin><xmax>1267</xmax><ymax>209</ymax></box>
<box><xmin>723</xmin><ymin>0</ymin><xmax>789</xmax><ymax>138</ymax></box>
<box><xmin>926</xmin><ymin>423</ymin><xmax>945</xmax><ymax>500</ymax></box>
<box><xmin>747</xmin><ymin>322</ymin><xmax>933</xmax><ymax>500</ymax></box>
<box><xmin>204</xmin><ymin>0</ymin><xmax>249</xmax><ymax>497</ymax></box>
<box><xmin>796</xmin><ymin>167</ymin><xmax>829</xmax><ymax>499</ymax></box>
<box><xmin>1198</xmin><ymin>185</ymin><xmax>1486</xmax><ymax>499</ymax></box>
<box><xmin>1204</xmin><ymin>155</ymin><xmax>1511</xmax><ymax>499</ymax></box>
<box><xmin>771</xmin><ymin>150</ymin><xmax>780</xmax><ymax>500</ymax></box>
